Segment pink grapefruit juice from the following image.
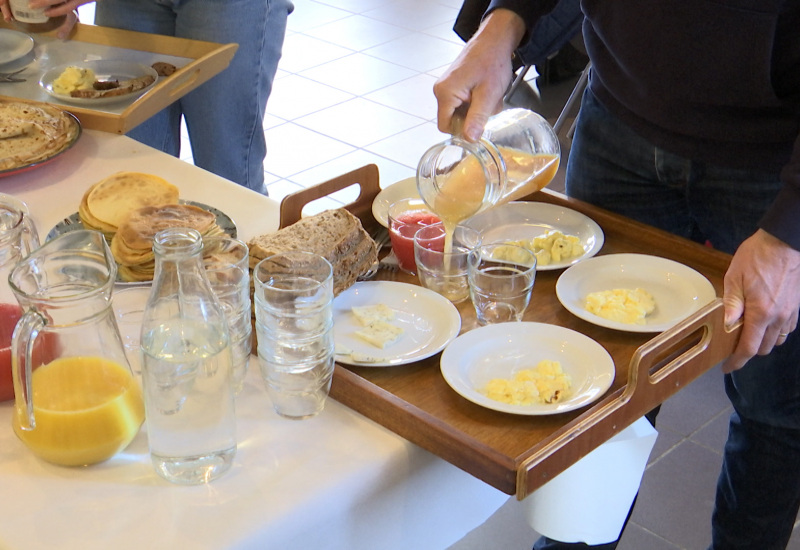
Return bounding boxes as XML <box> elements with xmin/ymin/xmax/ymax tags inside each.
<box><xmin>389</xmin><ymin>210</ymin><xmax>441</xmax><ymax>273</ymax></box>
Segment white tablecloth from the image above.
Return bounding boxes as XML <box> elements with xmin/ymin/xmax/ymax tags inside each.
<box><xmin>0</xmin><ymin>130</ymin><xmax>507</xmax><ymax>550</ymax></box>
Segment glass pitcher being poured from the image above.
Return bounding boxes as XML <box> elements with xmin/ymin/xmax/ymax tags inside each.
<box><xmin>10</xmin><ymin>230</ymin><xmax>144</xmax><ymax>467</ymax></box>
<box><xmin>416</xmin><ymin>107</ymin><xmax>561</xmax><ymax>236</ymax></box>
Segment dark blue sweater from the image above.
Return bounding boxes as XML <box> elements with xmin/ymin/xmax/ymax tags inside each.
<box><xmin>489</xmin><ymin>0</ymin><xmax>800</xmax><ymax>249</ymax></box>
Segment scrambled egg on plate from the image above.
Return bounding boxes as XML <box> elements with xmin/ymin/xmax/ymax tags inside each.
<box><xmin>493</xmin><ymin>230</ymin><xmax>584</xmax><ymax>266</ymax></box>
<box><xmin>585</xmin><ymin>288</ymin><xmax>656</xmax><ymax>325</ymax></box>
<box><xmin>482</xmin><ymin>360</ymin><xmax>572</xmax><ymax>405</ymax></box>
<box><xmin>52</xmin><ymin>66</ymin><xmax>96</xmax><ymax>95</ymax></box>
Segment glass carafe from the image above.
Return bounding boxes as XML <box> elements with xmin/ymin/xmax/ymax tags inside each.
<box><xmin>10</xmin><ymin>230</ymin><xmax>144</xmax><ymax>467</ymax></box>
<box><xmin>416</xmin><ymin>108</ymin><xmax>560</xmax><ymax>231</ymax></box>
<box><xmin>140</xmin><ymin>227</ymin><xmax>237</xmax><ymax>485</ymax></box>
<box><xmin>0</xmin><ymin>194</ymin><xmax>39</xmax><ymax>402</ymax></box>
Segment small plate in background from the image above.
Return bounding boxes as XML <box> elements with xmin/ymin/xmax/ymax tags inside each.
<box><xmin>464</xmin><ymin>201</ymin><xmax>604</xmax><ymax>271</ymax></box>
<box><xmin>372</xmin><ymin>177</ymin><xmax>419</xmax><ymax>228</ymax></box>
<box><xmin>0</xmin><ymin>29</ymin><xmax>34</xmax><ymax>65</ymax></box>
<box><xmin>40</xmin><ymin>60</ymin><xmax>158</xmax><ymax>106</ymax></box>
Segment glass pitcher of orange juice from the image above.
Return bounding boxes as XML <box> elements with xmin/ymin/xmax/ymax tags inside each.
<box><xmin>9</xmin><ymin>230</ymin><xmax>144</xmax><ymax>467</ymax></box>
<box><xmin>416</xmin><ymin>108</ymin><xmax>560</xmax><ymax>232</ymax></box>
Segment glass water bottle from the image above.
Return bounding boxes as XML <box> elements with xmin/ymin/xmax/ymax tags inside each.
<box><xmin>140</xmin><ymin>227</ymin><xmax>237</xmax><ymax>485</ymax></box>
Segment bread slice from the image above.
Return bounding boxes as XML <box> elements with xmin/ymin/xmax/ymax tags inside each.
<box><xmin>247</xmin><ymin>208</ymin><xmax>377</xmax><ymax>296</ymax></box>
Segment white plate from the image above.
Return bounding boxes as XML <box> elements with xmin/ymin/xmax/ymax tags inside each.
<box><xmin>372</xmin><ymin>177</ymin><xmax>420</xmax><ymax>228</ymax></box>
<box><xmin>440</xmin><ymin>322</ymin><xmax>615</xmax><ymax>415</ymax></box>
<box><xmin>463</xmin><ymin>201</ymin><xmax>604</xmax><ymax>271</ymax></box>
<box><xmin>333</xmin><ymin>280</ymin><xmax>461</xmax><ymax>367</ymax></box>
<box><xmin>556</xmin><ymin>253</ymin><xmax>717</xmax><ymax>333</ymax></box>
<box><xmin>0</xmin><ymin>29</ymin><xmax>34</xmax><ymax>65</ymax></box>
<box><xmin>39</xmin><ymin>60</ymin><xmax>158</xmax><ymax>106</ymax></box>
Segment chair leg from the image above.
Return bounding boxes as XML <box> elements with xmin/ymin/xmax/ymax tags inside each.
<box><xmin>504</xmin><ymin>63</ymin><xmax>534</xmax><ymax>104</ymax></box>
<box><xmin>553</xmin><ymin>61</ymin><xmax>591</xmax><ymax>136</ymax></box>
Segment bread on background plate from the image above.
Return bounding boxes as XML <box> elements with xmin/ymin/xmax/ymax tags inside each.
<box><xmin>248</xmin><ymin>208</ymin><xmax>378</xmax><ymax>296</ymax></box>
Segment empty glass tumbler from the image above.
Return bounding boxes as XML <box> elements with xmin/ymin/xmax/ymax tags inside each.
<box><xmin>254</xmin><ymin>251</ymin><xmax>334</xmax><ymax>420</ymax></box>
<box><xmin>202</xmin><ymin>236</ymin><xmax>252</xmax><ymax>394</ymax></box>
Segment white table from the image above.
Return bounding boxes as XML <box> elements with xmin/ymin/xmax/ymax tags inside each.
<box><xmin>0</xmin><ymin>130</ymin><xmax>508</xmax><ymax>550</ymax></box>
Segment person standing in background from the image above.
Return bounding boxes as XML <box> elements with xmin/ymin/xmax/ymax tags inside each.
<box><xmin>1</xmin><ymin>0</ymin><xmax>293</xmax><ymax>195</ymax></box>
<box><xmin>434</xmin><ymin>2</ymin><xmax>800</xmax><ymax>549</ymax></box>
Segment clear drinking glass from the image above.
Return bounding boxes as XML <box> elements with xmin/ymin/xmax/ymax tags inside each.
<box><xmin>468</xmin><ymin>243</ymin><xmax>537</xmax><ymax>325</ymax></box>
<box><xmin>253</xmin><ymin>251</ymin><xmax>334</xmax><ymax>420</ymax></box>
<box><xmin>202</xmin><ymin>236</ymin><xmax>252</xmax><ymax>395</ymax></box>
<box><xmin>413</xmin><ymin>223</ymin><xmax>481</xmax><ymax>303</ymax></box>
<box><xmin>140</xmin><ymin>228</ymin><xmax>237</xmax><ymax>485</ymax></box>
<box><xmin>111</xmin><ymin>286</ymin><xmax>151</xmax><ymax>376</ymax></box>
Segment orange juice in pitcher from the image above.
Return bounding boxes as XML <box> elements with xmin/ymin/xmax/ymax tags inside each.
<box><xmin>10</xmin><ymin>230</ymin><xmax>144</xmax><ymax>466</ymax></box>
<box><xmin>417</xmin><ymin>108</ymin><xmax>560</xmax><ymax>251</ymax></box>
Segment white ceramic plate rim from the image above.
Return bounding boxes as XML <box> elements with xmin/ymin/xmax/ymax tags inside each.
<box><xmin>372</xmin><ymin>177</ymin><xmax>420</xmax><ymax>228</ymax></box>
<box><xmin>463</xmin><ymin>201</ymin><xmax>605</xmax><ymax>271</ymax></box>
<box><xmin>39</xmin><ymin>60</ymin><xmax>158</xmax><ymax>106</ymax></box>
<box><xmin>440</xmin><ymin>322</ymin><xmax>615</xmax><ymax>415</ymax></box>
<box><xmin>333</xmin><ymin>280</ymin><xmax>461</xmax><ymax>367</ymax></box>
<box><xmin>0</xmin><ymin>29</ymin><xmax>34</xmax><ymax>65</ymax></box>
<box><xmin>555</xmin><ymin>253</ymin><xmax>717</xmax><ymax>333</ymax></box>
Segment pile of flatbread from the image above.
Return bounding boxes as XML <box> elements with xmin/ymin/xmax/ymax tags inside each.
<box><xmin>111</xmin><ymin>203</ymin><xmax>226</xmax><ymax>282</ymax></box>
<box><xmin>79</xmin><ymin>171</ymin><xmax>181</xmax><ymax>239</ymax></box>
<box><xmin>79</xmin><ymin>171</ymin><xmax>225</xmax><ymax>282</ymax></box>
<box><xmin>0</xmin><ymin>101</ymin><xmax>80</xmax><ymax>171</ymax></box>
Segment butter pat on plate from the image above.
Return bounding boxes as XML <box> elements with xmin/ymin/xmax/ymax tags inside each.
<box><xmin>354</xmin><ymin>319</ymin><xmax>404</xmax><ymax>349</ymax></box>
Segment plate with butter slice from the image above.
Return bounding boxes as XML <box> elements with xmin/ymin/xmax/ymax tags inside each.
<box><xmin>333</xmin><ymin>280</ymin><xmax>461</xmax><ymax>367</ymax></box>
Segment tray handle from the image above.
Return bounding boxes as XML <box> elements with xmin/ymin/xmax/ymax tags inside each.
<box><xmin>279</xmin><ymin>164</ymin><xmax>380</xmax><ymax>228</ymax></box>
<box><xmin>517</xmin><ymin>298</ymin><xmax>742</xmax><ymax>499</ymax></box>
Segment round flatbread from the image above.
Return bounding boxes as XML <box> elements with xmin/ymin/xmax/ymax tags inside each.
<box><xmin>0</xmin><ymin>101</ymin><xmax>79</xmax><ymax>171</ymax></box>
<box><xmin>82</xmin><ymin>172</ymin><xmax>179</xmax><ymax>230</ymax></box>
<box><xmin>114</xmin><ymin>203</ymin><xmax>217</xmax><ymax>251</ymax></box>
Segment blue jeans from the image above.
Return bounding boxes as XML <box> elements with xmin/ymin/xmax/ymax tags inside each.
<box><xmin>561</xmin><ymin>87</ymin><xmax>800</xmax><ymax>550</ymax></box>
<box><xmin>95</xmin><ymin>0</ymin><xmax>293</xmax><ymax>194</ymax></box>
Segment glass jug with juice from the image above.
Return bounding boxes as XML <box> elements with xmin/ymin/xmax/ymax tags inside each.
<box><xmin>416</xmin><ymin>108</ymin><xmax>560</xmax><ymax>250</ymax></box>
<box><xmin>9</xmin><ymin>230</ymin><xmax>144</xmax><ymax>467</ymax></box>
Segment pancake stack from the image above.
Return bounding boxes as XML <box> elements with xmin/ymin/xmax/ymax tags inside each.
<box><xmin>111</xmin><ymin>203</ymin><xmax>226</xmax><ymax>282</ymax></box>
<box><xmin>0</xmin><ymin>101</ymin><xmax>80</xmax><ymax>171</ymax></box>
<box><xmin>79</xmin><ymin>172</ymin><xmax>180</xmax><ymax>239</ymax></box>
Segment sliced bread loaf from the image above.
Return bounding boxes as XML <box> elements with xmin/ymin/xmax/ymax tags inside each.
<box><xmin>247</xmin><ymin>208</ymin><xmax>377</xmax><ymax>296</ymax></box>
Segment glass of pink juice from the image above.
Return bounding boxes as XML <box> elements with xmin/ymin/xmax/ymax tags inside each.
<box><xmin>388</xmin><ymin>198</ymin><xmax>440</xmax><ymax>274</ymax></box>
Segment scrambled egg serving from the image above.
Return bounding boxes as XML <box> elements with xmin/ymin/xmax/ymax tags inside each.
<box><xmin>585</xmin><ymin>288</ymin><xmax>656</xmax><ymax>325</ymax></box>
<box><xmin>52</xmin><ymin>66</ymin><xmax>96</xmax><ymax>95</ymax></box>
<box><xmin>483</xmin><ymin>360</ymin><xmax>572</xmax><ymax>405</ymax></box>
<box><xmin>493</xmin><ymin>230</ymin><xmax>584</xmax><ymax>266</ymax></box>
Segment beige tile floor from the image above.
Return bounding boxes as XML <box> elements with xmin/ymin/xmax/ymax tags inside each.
<box><xmin>79</xmin><ymin>1</ymin><xmax>800</xmax><ymax>548</ymax></box>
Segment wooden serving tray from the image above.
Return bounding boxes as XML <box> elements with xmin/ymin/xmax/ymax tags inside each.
<box><xmin>280</xmin><ymin>165</ymin><xmax>742</xmax><ymax>499</ymax></box>
<box><xmin>0</xmin><ymin>21</ymin><xmax>236</xmax><ymax>133</ymax></box>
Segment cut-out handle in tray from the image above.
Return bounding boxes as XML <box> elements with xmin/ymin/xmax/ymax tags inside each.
<box><xmin>279</xmin><ymin>164</ymin><xmax>380</xmax><ymax>228</ymax></box>
<box><xmin>517</xmin><ymin>298</ymin><xmax>741</xmax><ymax>499</ymax></box>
